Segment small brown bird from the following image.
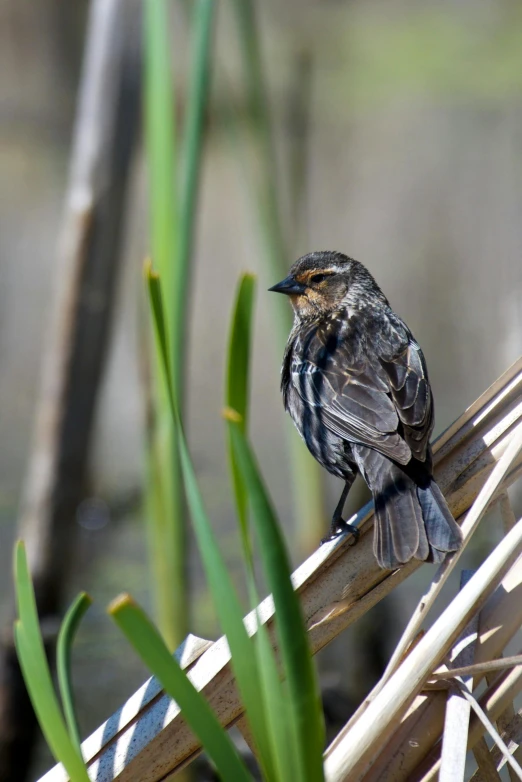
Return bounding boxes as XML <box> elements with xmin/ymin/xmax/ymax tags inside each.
<box><xmin>269</xmin><ymin>251</ymin><xmax>462</xmax><ymax>570</ymax></box>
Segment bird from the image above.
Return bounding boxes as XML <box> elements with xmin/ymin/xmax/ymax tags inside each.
<box><xmin>269</xmin><ymin>250</ymin><xmax>462</xmax><ymax>570</ymax></box>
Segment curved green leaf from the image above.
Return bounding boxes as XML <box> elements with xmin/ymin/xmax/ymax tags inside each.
<box><xmin>57</xmin><ymin>592</ymin><xmax>92</xmax><ymax>754</ymax></box>
<box><xmin>109</xmin><ymin>595</ymin><xmax>251</xmax><ymax>782</ymax></box>
<box><xmin>229</xmin><ymin>424</ymin><xmax>325</xmax><ymax>782</ymax></box>
<box><xmin>145</xmin><ymin>266</ymin><xmax>277</xmax><ymax>779</ymax></box>
<box><xmin>13</xmin><ymin>542</ymin><xmax>89</xmax><ymax>781</ymax></box>
<box><xmin>225</xmin><ymin>272</ymin><xmax>257</xmax><ymax>560</ymax></box>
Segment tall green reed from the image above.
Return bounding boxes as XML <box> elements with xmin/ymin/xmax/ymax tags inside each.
<box><xmin>143</xmin><ymin>0</ymin><xmax>215</xmax><ymax>649</ymax></box>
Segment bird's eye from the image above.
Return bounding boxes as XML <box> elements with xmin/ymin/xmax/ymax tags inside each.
<box><xmin>310</xmin><ymin>273</ymin><xmax>328</xmax><ymax>284</ymax></box>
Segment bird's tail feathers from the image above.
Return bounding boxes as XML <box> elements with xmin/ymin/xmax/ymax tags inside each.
<box><xmin>369</xmin><ymin>459</ymin><xmax>462</xmax><ymax>570</ymax></box>
<box><xmin>416</xmin><ymin>480</ymin><xmax>462</xmax><ymax>560</ymax></box>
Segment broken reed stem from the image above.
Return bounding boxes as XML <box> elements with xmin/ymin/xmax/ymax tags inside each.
<box><xmin>472</xmin><ymin>737</ymin><xmax>503</xmax><ymax>782</ymax></box>
<box><xmin>439</xmin><ymin>569</ymin><xmax>477</xmax><ymax>782</ymax></box>
<box><xmin>453</xmin><ymin>679</ymin><xmax>522</xmax><ymax>780</ymax></box>
<box><xmin>379</xmin><ymin>421</ymin><xmax>522</xmax><ymax>689</ymax></box>
<box><xmin>372</xmin><ymin>574</ymin><xmax>522</xmax><ymax>782</ymax></box>
<box><xmin>419</xmin><ymin>662</ymin><xmax>522</xmax><ymax>782</ymax></box>
<box><xmin>324</xmin><ymin>516</ymin><xmax>522</xmax><ymax>781</ymax></box>
<box><xmin>432</xmin><ymin>655</ymin><xmax>522</xmax><ymax>681</ymax></box>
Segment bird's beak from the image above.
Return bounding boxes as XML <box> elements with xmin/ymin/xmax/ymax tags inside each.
<box><xmin>268</xmin><ymin>275</ymin><xmax>307</xmax><ymax>296</ymax></box>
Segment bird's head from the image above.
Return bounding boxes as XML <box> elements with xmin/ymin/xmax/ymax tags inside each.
<box><xmin>269</xmin><ymin>251</ymin><xmax>386</xmax><ymax>322</ymax></box>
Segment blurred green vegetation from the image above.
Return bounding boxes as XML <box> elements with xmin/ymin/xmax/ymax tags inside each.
<box><xmin>143</xmin><ymin>0</ymin><xmax>214</xmax><ymax>650</ymax></box>
<box><xmin>324</xmin><ymin>8</ymin><xmax>522</xmax><ymax>111</ymax></box>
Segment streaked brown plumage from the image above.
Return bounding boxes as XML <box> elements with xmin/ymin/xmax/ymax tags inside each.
<box><xmin>270</xmin><ymin>250</ymin><xmax>462</xmax><ymax>570</ymax></box>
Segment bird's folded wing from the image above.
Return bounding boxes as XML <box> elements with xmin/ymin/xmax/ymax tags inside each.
<box><xmin>380</xmin><ymin>340</ymin><xmax>433</xmax><ymax>458</ymax></box>
<box><xmin>291</xmin><ymin>338</ymin><xmax>432</xmax><ymax>464</ymax></box>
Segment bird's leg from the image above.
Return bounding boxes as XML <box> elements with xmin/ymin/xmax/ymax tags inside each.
<box><xmin>321</xmin><ymin>480</ymin><xmax>359</xmax><ymax>545</ymax></box>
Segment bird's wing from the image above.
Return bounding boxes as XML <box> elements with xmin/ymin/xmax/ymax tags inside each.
<box><xmin>291</xmin><ymin>320</ymin><xmax>433</xmax><ymax>465</ymax></box>
<box><xmin>379</xmin><ymin>337</ymin><xmax>433</xmax><ymax>460</ymax></box>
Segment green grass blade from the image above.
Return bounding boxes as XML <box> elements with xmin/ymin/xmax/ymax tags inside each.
<box><xmin>229</xmin><ymin>424</ymin><xmax>325</xmax><ymax>782</ymax></box>
<box><xmin>144</xmin><ymin>258</ymin><xmax>185</xmax><ymax>651</ymax></box>
<box><xmin>238</xmin><ymin>551</ymin><xmax>295</xmax><ymax>782</ymax></box>
<box><xmin>144</xmin><ymin>437</ymin><xmax>180</xmax><ymax>645</ymax></box>
<box><xmin>225</xmin><ymin>273</ymin><xmax>257</xmax><ymax>558</ymax></box>
<box><xmin>13</xmin><ymin>542</ymin><xmax>89</xmax><ymax>781</ymax></box>
<box><xmin>145</xmin><ymin>262</ymin><xmax>184</xmax><ymax>648</ymax></box>
<box><xmin>145</xmin><ymin>266</ymin><xmax>277</xmax><ymax>779</ymax></box>
<box><xmin>225</xmin><ymin>274</ymin><xmax>257</xmax><ymax>423</ymax></box>
<box><xmin>177</xmin><ymin>432</ymin><xmax>278</xmax><ymax>780</ymax></box>
<box><xmin>178</xmin><ymin>0</ymin><xmax>215</xmax><ymax>286</ymax></box>
<box><xmin>225</xmin><ymin>273</ymin><xmax>295</xmax><ymax>778</ymax></box>
<box><xmin>14</xmin><ymin>541</ymin><xmax>46</xmax><ymax>665</ymax></box>
<box><xmin>254</xmin><ymin>615</ymin><xmax>295</xmax><ymax>781</ymax></box>
<box><xmin>144</xmin><ymin>0</ymin><xmax>177</xmax><ymax>309</ymax></box>
<box><xmin>144</xmin><ymin>0</ymin><xmax>186</xmax><ymax>651</ymax></box>
<box><xmin>145</xmin><ymin>259</ymin><xmax>173</xmax><ymax>389</ymax></box>
<box><xmin>109</xmin><ymin>595</ymin><xmax>252</xmax><ymax>782</ymax></box>
<box><xmin>145</xmin><ymin>424</ymin><xmax>186</xmax><ymax>650</ymax></box>
<box><xmin>56</xmin><ymin>592</ymin><xmax>92</xmax><ymax>754</ymax></box>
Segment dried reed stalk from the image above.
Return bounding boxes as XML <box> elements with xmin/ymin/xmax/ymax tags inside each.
<box><xmin>40</xmin><ymin>358</ymin><xmax>522</xmax><ymax>782</ymax></box>
<box><xmin>415</xmin><ymin>663</ymin><xmax>522</xmax><ymax>782</ymax></box>
<box><xmin>453</xmin><ymin>681</ymin><xmax>522</xmax><ymax>779</ymax></box>
<box><xmin>362</xmin><ymin>554</ymin><xmax>522</xmax><ymax>781</ymax></box>
<box><xmin>439</xmin><ymin>570</ymin><xmax>478</xmax><ymax>782</ymax></box>
<box><xmin>472</xmin><ymin>737</ymin><xmax>503</xmax><ymax>781</ymax></box>
<box><xmin>470</xmin><ymin>710</ymin><xmax>522</xmax><ymax>781</ymax></box>
<box><xmin>323</xmin><ymin>517</ymin><xmax>522</xmax><ymax>781</ymax></box>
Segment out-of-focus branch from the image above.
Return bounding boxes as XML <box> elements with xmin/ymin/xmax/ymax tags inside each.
<box><xmin>0</xmin><ymin>1</ymin><xmax>140</xmax><ymax>779</ymax></box>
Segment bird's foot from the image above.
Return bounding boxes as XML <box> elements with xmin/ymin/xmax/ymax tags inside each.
<box><xmin>321</xmin><ymin>519</ymin><xmax>359</xmax><ymax>546</ymax></box>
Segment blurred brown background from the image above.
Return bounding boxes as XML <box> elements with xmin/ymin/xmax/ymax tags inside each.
<box><xmin>1</xmin><ymin>0</ymin><xmax>521</xmax><ymax>778</ymax></box>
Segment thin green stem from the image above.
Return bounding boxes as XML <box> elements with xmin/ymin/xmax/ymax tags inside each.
<box><xmin>175</xmin><ymin>0</ymin><xmax>215</xmax><ymax>397</ymax></box>
<box><xmin>143</xmin><ymin>0</ymin><xmax>214</xmax><ymax>650</ymax></box>
<box><xmin>56</xmin><ymin>592</ymin><xmax>92</xmax><ymax>755</ymax></box>
<box><xmin>143</xmin><ymin>0</ymin><xmax>185</xmax><ymax>650</ymax></box>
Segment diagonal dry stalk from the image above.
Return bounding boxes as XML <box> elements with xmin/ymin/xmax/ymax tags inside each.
<box><xmin>431</xmin><ymin>655</ymin><xmax>522</xmax><ymax>681</ymax></box>
<box><xmin>410</xmin><ymin>660</ymin><xmax>522</xmax><ymax>782</ymax></box>
<box><xmin>470</xmin><ymin>709</ymin><xmax>522</xmax><ymax>781</ymax></box>
<box><xmin>452</xmin><ymin>680</ymin><xmax>522</xmax><ymax>780</ymax></box>
<box><xmin>439</xmin><ymin>570</ymin><xmax>478</xmax><ymax>782</ymax></box>
<box><xmin>39</xmin><ymin>357</ymin><xmax>522</xmax><ymax>782</ymax></box>
<box><xmin>326</xmin><ymin>472</ymin><xmax>522</xmax><ymax>781</ymax></box>
<box><xmin>361</xmin><ymin>550</ymin><xmax>522</xmax><ymax>782</ymax></box>
<box><xmin>323</xmin><ymin>516</ymin><xmax>522</xmax><ymax>781</ymax></box>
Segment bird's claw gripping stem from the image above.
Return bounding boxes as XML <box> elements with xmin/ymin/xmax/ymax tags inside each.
<box><xmin>321</xmin><ymin>519</ymin><xmax>359</xmax><ymax>546</ymax></box>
